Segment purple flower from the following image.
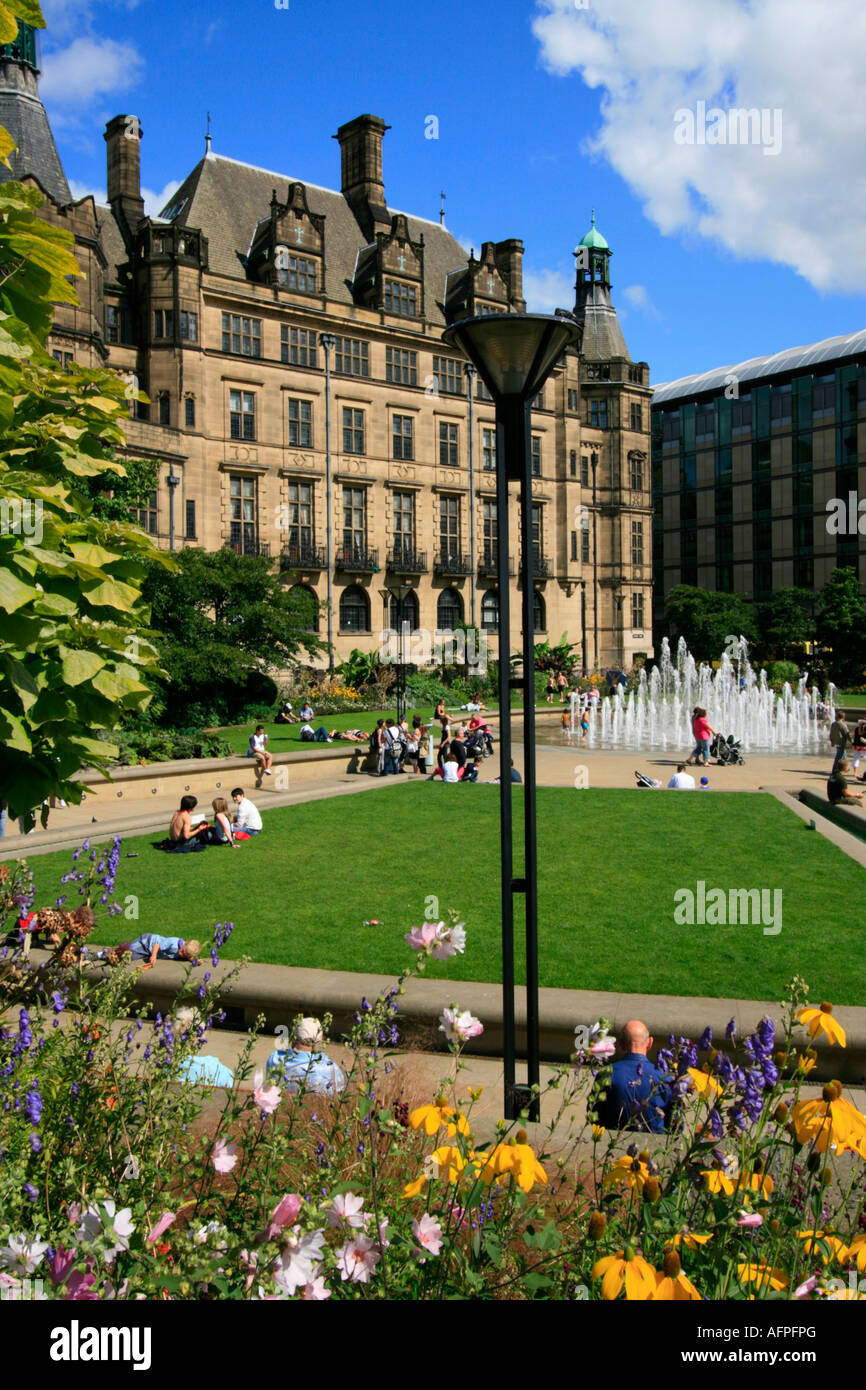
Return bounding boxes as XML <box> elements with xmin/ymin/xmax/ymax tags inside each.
<box><xmin>725</xmin><ymin>1017</ymin><xmax>737</xmax><ymax>1042</ymax></box>
<box><xmin>29</xmin><ymin>1132</ymin><xmax>42</xmax><ymax>1153</ymax></box>
<box><xmin>698</xmin><ymin>1026</ymin><xmax>713</xmax><ymax>1051</ymax></box>
<box><xmin>22</xmin><ymin>1183</ymin><xmax>37</xmax><ymax>1201</ymax></box>
<box><xmin>51</xmin><ymin>992</ymin><xmax>65</xmax><ymax>1013</ymax></box>
<box><xmin>24</xmin><ymin>1086</ymin><xmax>42</xmax><ymax>1124</ymax></box>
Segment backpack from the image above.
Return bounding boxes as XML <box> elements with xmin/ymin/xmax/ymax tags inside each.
<box><xmin>369</xmin><ymin>729</ymin><xmax>379</xmax><ymax>753</ymax></box>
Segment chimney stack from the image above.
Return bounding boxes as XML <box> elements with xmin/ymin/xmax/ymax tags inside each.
<box><xmin>495</xmin><ymin>239</ymin><xmax>526</xmax><ymax>311</ymax></box>
<box><xmin>105</xmin><ymin>114</ymin><xmax>145</xmax><ymax>244</ymax></box>
<box><xmin>334</xmin><ymin>114</ymin><xmax>390</xmax><ymax>240</ymax></box>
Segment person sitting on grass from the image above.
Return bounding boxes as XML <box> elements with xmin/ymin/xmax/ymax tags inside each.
<box><xmin>667</xmin><ymin>763</ymin><xmax>696</xmax><ymax>790</ymax></box>
<box><xmin>248</xmin><ymin>725</ymin><xmax>274</xmax><ymax>776</ymax></box>
<box><xmin>167</xmin><ymin>795</ymin><xmax>210</xmax><ymax>853</ymax></box>
<box><xmin>299</xmin><ymin>699</ymin><xmax>314</xmax><ymax>722</ymax></box>
<box><xmin>592</xmin><ymin>1019</ymin><xmax>672</xmax><ymax>1134</ymax></box>
<box><xmin>108</xmin><ymin>933</ymin><xmax>201</xmax><ymax>971</ymax></box>
<box><xmin>209</xmin><ymin>796</ymin><xmax>239</xmax><ymax>846</ymax></box>
<box><xmin>266</xmin><ymin>1017</ymin><xmax>346</xmax><ymax>1096</ymax></box>
<box><xmin>827</xmin><ymin>759</ymin><xmax>864</xmax><ymax>807</ymax></box>
<box><xmin>275</xmin><ymin>700</ymin><xmax>299</xmax><ymax>725</ymax></box>
<box><xmin>231</xmin><ymin>787</ymin><xmax>263</xmax><ymax>834</ymax></box>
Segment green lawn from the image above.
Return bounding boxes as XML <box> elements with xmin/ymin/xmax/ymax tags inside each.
<box><xmin>30</xmin><ymin>788</ymin><xmax>866</xmax><ymax>1004</ymax></box>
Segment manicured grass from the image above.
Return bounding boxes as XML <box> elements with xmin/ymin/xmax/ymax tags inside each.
<box><xmin>31</xmin><ymin>788</ymin><xmax>866</xmax><ymax>1004</ymax></box>
<box><xmin>216</xmin><ymin>702</ymin><xmax>506</xmax><ymax>755</ymax></box>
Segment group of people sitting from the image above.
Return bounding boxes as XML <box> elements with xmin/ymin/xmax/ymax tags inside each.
<box><xmin>162</xmin><ymin>788</ymin><xmax>262</xmax><ymax>852</ymax></box>
<box><xmin>826</xmin><ymin>709</ymin><xmax>866</xmax><ymax>807</ymax></box>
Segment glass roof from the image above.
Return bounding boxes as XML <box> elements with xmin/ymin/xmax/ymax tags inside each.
<box><xmin>653</xmin><ymin>328</ymin><xmax>866</xmax><ymax>405</ymax></box>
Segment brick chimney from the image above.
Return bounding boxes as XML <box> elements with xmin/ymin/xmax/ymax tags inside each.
<box><xmin>334</xmin><ymin>114</ymin><xmax>391</xmax><ymax>240</ymax></box>
<box><xmin>495</xmin><ymin>238</ymin><xmax>526</xmax><ymax>311</ymax></box>
<box><xmin>104</xmin><ymin>114</ymin><xmax>145</xmax><ymax>245</ymax></box>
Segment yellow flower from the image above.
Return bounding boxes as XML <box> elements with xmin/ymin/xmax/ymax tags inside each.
<box><xmin>592</xmin><ymin>1124</ymin><xmax>606</xmax><ymax>1142</ymax></box>
<box><xmin>668</xmin><ymin>1232</ymin><xmax>713</xmax><ymax>1250</ymax></box>
<box><xmin>791</xmin><ymin>1094</ymin><xmax>866</xmax><ymax>1157</ymax></box>
<box><xmin>738</xmin><ymin>1171</ymin><xmax>775</xmax><ymax>1200</ymax></box>
<box><xmin>737</xmin><ymin>1262</ymin><xmax>789</xmax><ymax>1292</ymax></box>
<box><xmin>409</xmin><ymin>1103</ymin><xmax>470</xmax><ymax>1137</ymax></box>
<box><xmin>651</xmin><ymin>1270</ymin><xmax>702</xmax><ymax>1300</ymax></box>
<box><xmin>848</xmin><ymin>1234</ymin><xmax>866</xmax><ymax>1272</ymax></box>
<box><xmin>477</xmin><ymin>1140</ymin><xmax>547</xmax><ymax>1193</ymax></box>
<box><xmin>796</xmin><ymin>1003</ymin><xmax>846</xmax><ymax>1047</ymax></box>
<box><xmin>798</xmin><ymin>1230</ymin><xmax>849</xmax><ymax>1265</ymax></box>
<box><xmin>605</xmin><ymin>1156</ymin><xmax>651</xmax><ymax>1195</ymax></box>
<box><xmin>702</xmin><ymin>1169</ymin><xmax>736</xmax><ymax>1196</ymax></box>
<box><xmin>401</xmin><ymin>1144</ymin><xmax>468</xmax><ymax>1199</ymax></box>
<box><xmin>688</xmin><ymin>1067</ymin><xmax>723</xmax><ymax>1099</ymax></box>
<box><xmin>592</xmin><ymin>1250</ymin><xmax>658</xmax><ymax>1301</ymax></box>
<box><xmin>467</xmin><ymin>1086</ymin><xmax>484</xmax><ymax>1102</ymax></box>
<box><xmin>796</xmin><ymin>1051</ymin><xmax>818</xmax><ymax>1076</ymax></box>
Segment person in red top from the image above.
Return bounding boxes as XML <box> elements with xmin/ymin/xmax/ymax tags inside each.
<box><xmin>689</xmin><ymin>707</ymin><xmax>716</xmax><ymax>766</ymax></box>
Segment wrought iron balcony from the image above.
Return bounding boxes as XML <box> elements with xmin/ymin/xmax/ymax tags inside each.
<box><xmin>519</xmin><ymin>552</ymin><xmax>553</xmax><ymax>579</ymax></box>
<box><xmin>336</xmin><ymin>544</ymin><xmax>379</xmax><ymax>573</ymax></box>
<box><xmin>225</xmin><ymin>532</ymin><xmax>270</xmax><ymax>559</ymax></box>
<box><xmin>434</xmin><ymin>550</ymin><xmax>472</xmax><ymax>576</ymax></box>
<box><xmin>280</xmin><ymin>543</ymin><xmax>326</xmax><ymax>572</ymax></box>
<box><xmin>387</xmin><ymin>545</ymin><xmax>427</xmax><ymax>574</ymax></box>
<box><xmin>478</xmin><ymin>546</ymin><xmax>515</xmax><ymax>578</ymax></box>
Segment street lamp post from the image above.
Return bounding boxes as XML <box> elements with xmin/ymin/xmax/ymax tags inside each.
<box><xmin>320</xmin><ymin>333</ymin><xmax>337</xmax><ymax>673</ymax></box>
<box><xmin>167</xmin><ymin>463</ymin><xmax>180</xmax><ymax>552</ymax></box>
<box><xmin>464</xmin><ymin>363</ymin><xmax>477</xmax><ymax>630</ymax></box>
<box><xmin>381</xmin><ymin>582</ymin><xmax>412</xmax><ymax>723</ymax></box>
<box><xmin>442</xmin><ymin>313</ymin><xmax>580</xmax><ymax>1121</ymax></box>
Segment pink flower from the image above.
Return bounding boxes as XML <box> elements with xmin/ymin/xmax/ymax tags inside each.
<box><xmin>405</xmin><ymin>921</ymin><xmax>467</xmax><ymax>960</ymax></box>
<box><xmin>439</xmin><ymin>1006</ymin><xmax>483</xmax><ymax>1046</ymax></box>
<box><xmin>211</xmin><ymin>1139</ymin><xmax>238</xmax><ymax>1174</ymax></box>
<box><xmin>589</xmin><ymin>1035</ymin><xmax>616</xmax><ymax>1058</ymax></box>
<box><xmin>405</xmin><ymin>922</ymin><xmax>440</xmax><ymax>953</ymax></box>
<box><xmin>302</xmin><ymin>1275</ymin><xmax>332</xmax><ymax>1300</ymax></box>
<box><xmin>262</xmin><ymin>1194</ymin><xmax>302</xmax><ymax>1242</ymax></box>
<box><xmin>327</xmin><ymin>1192</ymin><xmax>368</xmax><ymax>1229</ymax></box>
<box><xmin>736</xmin><ymin>1211</ymin><xmax>763</xmax><ymax>1229</ymax></box>
<box><xmin>336</xmin><ymin>1233</ymin><xmax>380</xmax><ymax>1284</ymax></box>
<box><xmin>146</xmin><ymin>1212</ymin><xmax>175</xmax><ymax>1245</ymax></box>
<box><xmin>253</xmin><ymin>1071</ymin><xmax>281</xmax><ymax>1115</ymax></box>
<box><xmin>795</xmin><ymin>1274</ymin><xmax>818</xmax><ymax>1299</ymax></box>
<box><xmin>273</xmin><ymin>1228</ymin><xmax>326</xmax><ymax>1296</ymax></box>
<box><xmin>412</xmin><ymin>1213</ymin><xmax>443</xmax><ymax>1257</ymax></box>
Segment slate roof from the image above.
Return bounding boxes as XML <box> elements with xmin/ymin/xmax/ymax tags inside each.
<box><xmin>653</xmin><ymin>328</ymin><xmax>866</xmax><ymax>404</ymax></box>
<box><xmin>577</xmin><ymin>289</ymin><xmax>631</xmax><ymax>362</ymax></box>
<box><xmin>156</xmin><ymin>152</ymin><xmax>470</xmax><ymax>325</ymax></box>
<box><xmin>0</xmin><ymin>61</ymin><xmax>70</xmax><ymax>206</ymax></box>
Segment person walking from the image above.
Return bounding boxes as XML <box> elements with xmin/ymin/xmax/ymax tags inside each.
<box><xmin>688</xmin><ymin>707</ymin><xmax>716</xmax><ymax>766</ymax></box>
<box><xmin>545</xmin><ymin>672</ymin><xmax>557</xmax><ymax>703</ymax></box>
<box><xmin>830</xmin><ymin>709</ymin><xmax>853</xmax><ymax>772</ymax></box>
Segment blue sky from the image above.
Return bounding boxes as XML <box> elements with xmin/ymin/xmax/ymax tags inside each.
<box><xmin>37</xmin><ymin>0</ymin><xmax>866</xmax><ymax>385</ymax></box>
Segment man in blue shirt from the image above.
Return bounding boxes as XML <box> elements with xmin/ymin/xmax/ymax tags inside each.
<box><xmin>593</xmin><ymin>1020</ymin><xmax>671</xmax><ymax>1134</ymax></box>
<box><xmin>109</xmin><ymin>933</ymin><xmax>201</xmax><ymax>971</ymax></box>
<box><xmin>266</xmin><ymin>1017</ymin><xmax>346</xmax><ymax>1096</ymax></box>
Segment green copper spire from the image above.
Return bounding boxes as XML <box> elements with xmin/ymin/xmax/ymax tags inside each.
<box><xmin>0</xmin><ymin>20</ymin><xmax>38</xmax><ymax>72</ymax></box>
<box><xmin>578</xmin><ymin>209</ymin><xmax>609</xmax><ymax>251</ymax></box>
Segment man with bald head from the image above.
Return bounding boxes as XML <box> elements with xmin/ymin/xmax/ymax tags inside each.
<box><xmin>593</xmin><ymin>1018</ymin><xmax>672</xmax><ymax>1134</ymax></box>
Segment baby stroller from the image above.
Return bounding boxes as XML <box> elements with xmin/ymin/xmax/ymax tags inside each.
<box><xmin>465</xmin><ymin>727</ymin><xmax>494</xmax><ymax>759</ymax></box>
<box><xmin>634</xmin><ymin>770</ymin><xmax>660</xmax><ymax>789</ymax></box>
<box><xmin>711</xmin><ymin>733</ymin><xmax>745</xmax><ymax>766</ymax></box>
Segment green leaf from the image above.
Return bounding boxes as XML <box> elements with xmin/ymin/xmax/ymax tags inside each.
<box><xmin>61</xmin><ymin>649</ymin><xmax>105</xmax><ymax>686</ymax></box>
<box><xmin>80</xmin><ymin>577</ymin><xmax>140</xmax><ymax>612</ymax></box>
<box><xmin>0</xmin><ymin>707</ymin><xmax>31</xmax><ymax>751</ymax></box>
<box><xmin>0</xmin><ymin>565</ymin><xmax>37</xmax><ymax>612</ymax></box>
<box><xmin>0</xmin><ymin>652</ymin><xmax>40</xmax><ymax>709</ymax></box>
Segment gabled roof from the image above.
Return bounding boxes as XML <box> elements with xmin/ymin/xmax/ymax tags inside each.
<box><xmin>653</xmin><ymin>328</ymin><xmax>866</xmax><ymax>405</ymax></box>
<box><xmin>0</xmin><ymin>61</ymin><xmax>70</xmax><ymax>206</ymax></box>
<box><xmin>157</xmin><ymin>152</ymin><xmax>470</xmax><ymax>325</ymax></box>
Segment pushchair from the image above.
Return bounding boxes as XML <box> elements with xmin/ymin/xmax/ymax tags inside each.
<box><xmin>465</xmin><ymin>727</ymin><xmax>494</xmax><ymax>759</ymax></box>
<box><xmin>634</xmin><ymin>770</ymin><xmax>660</xmax><ymax>789</ymax></box>
<box><xmin>710</xmin><ymin>733</ymin><xmax>745</xmax><ymax>766</ymax></box>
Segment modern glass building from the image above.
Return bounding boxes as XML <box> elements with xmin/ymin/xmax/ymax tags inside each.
<box><xmin>651</xmin><ymin>331</ymin><xmax>866</xmax><ymax>628</ymax></box>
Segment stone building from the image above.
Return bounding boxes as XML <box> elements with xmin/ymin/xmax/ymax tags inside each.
<box><xmin>0</xmin><ymin>22</ymin><xmax>653</xmax><ymax>672</ymax></box>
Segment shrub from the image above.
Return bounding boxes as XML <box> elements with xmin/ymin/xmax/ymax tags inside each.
<box><xmin>768</xmin><ymin>661</ymin><xmax>802</xmax><ymax>689</ymax></box>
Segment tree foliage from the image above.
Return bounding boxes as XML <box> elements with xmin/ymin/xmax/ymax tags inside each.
<box><xmin>817</xmin><ymin>567</ymin><xmax>866</xmax><ymax>685</ymax></box>
<box><xmin>663</xmin><ymin>585</ymin><xmax>759</xmax><ymax>662</ymax></box>
<box><xmin>757</xmin><ymin>588</ymin><xmax>814</xmax><ymax>658</ymax></box>
<box><xmin>0</xmin><ymin>162</ymin><xmax>169</xmax><ymax>822</ymax></box>
<box><xmin>141</xmin><ymin>548</ymin><xmax>327</xmax><ymax>725</ymax></box>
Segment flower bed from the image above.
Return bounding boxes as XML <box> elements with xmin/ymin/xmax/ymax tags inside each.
<box><xmin>0</xmin><ymin>850</ymin><xmax>864</xmax><ymax>1301</ymax></box>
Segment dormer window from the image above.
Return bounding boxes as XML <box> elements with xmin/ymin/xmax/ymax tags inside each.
<box><xmin>384</xmin><ymin>279</ymin><xmax>416</xmax><ymax>317</ymax></box>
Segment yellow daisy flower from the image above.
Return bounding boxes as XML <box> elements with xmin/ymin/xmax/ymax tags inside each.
<box><xmin>791</xmin><ymin>1092</ymin><xmax>866</xmax><ymax>1157</ymax></box>
<box><xmin>796</xmin><ymin>1003</ymin><xmax>846</xmax><ymax>1047</ymax></box>
<box><xmin>847</xmin><ymin>1234</ymin><xmax>866</xmax><ymax>1272</ymax></box>
<box><xmin>688</xmin><ymin>1067</ymin><xmax>723</xmax><ymax>1099</ymax></box>
<box><xmin>737</xmin><ymin>1262</ymin><xmax>789</xmax><ymax>1292</ymax></box>
<box><xmin>605</xmin><ymin>1155</ymin><xmax>652</xmax><ymax>1195</ymax></box>
<box><xmin>651</xmin><ymin>1253</ymin><xmax>702</xmax><ymax>1300</ymax></box>
<box><xmin>409</xmin><ymin>1102</ymin><xmax>470</xmax><ymax>1137</ymax></box>
<box><xmin>592</xmin><ymin>1249</ymin><xmax>658</xmax><ymax>1301</ymax></box>
<box><xmin>797</xmin><ymin>1230</ymin><xmax>849</xmax><ymax>1264</ymax></box>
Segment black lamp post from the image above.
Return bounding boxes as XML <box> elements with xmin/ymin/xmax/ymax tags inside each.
<box><xmin>442</xmin><ymin>312</ymin><xmax>580</xmax><ymax>1120</ymax></box>
<box><xmin>382</xmin><ymin>582</ymin><xmax>412</xmax><ymax>723</ymax></box>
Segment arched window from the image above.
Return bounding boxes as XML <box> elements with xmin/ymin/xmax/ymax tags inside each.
<box><xmin>437</xmin><ymin>588</ymin><xmax>463</xmax><ymax>630</ymax></box>
<box><xmin>481</xmin><ymin>590</ymin><xmax>499</xmax><ymax>632</ymax></box>
<box><xmin>533</xmin><ymin>589</ymin><xmax>546</xmax><ymax>633</ymax></box>
<box><xmin>389</xmin><ymin>589</ymin><xmax>418</xmax><ymax>630</ymax></box>
<box><xmin>289</xmin><ymin>583</ymin><xmax>319</xmax><ymax>632</ymax></box>
<box><xmin>339</xmin><ymin>585</ymin><xmax>369</xmax><ymax>633</ymax></box>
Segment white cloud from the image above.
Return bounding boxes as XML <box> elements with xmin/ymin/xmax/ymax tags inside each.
<box><xmin>40</xmin><ymin>36</ymin><xmax>144</xmax><ymax>107</ymax></box>
<box><xmin>532</xmin><ymin>0</ymin><xmax>866</xmax><ymax>293</ymax></box>
<box><xmin>621</xmin><ymin>284</ymin><xmax>661</xmax><ymax>319</ymax></box>
<box><xmin>144</xmin><ymin>179</ymin><xmax>181</xmax><ymax>218</ymax></box>
<box><xmin>68</xmin><ymin>178</ymin><xmax>106</xmax><ymax>205</ymax></box>
<box><xmin>523</xmin><ymin>266</ymin><xmax>574</xmax><ymax>314</ymax></box>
